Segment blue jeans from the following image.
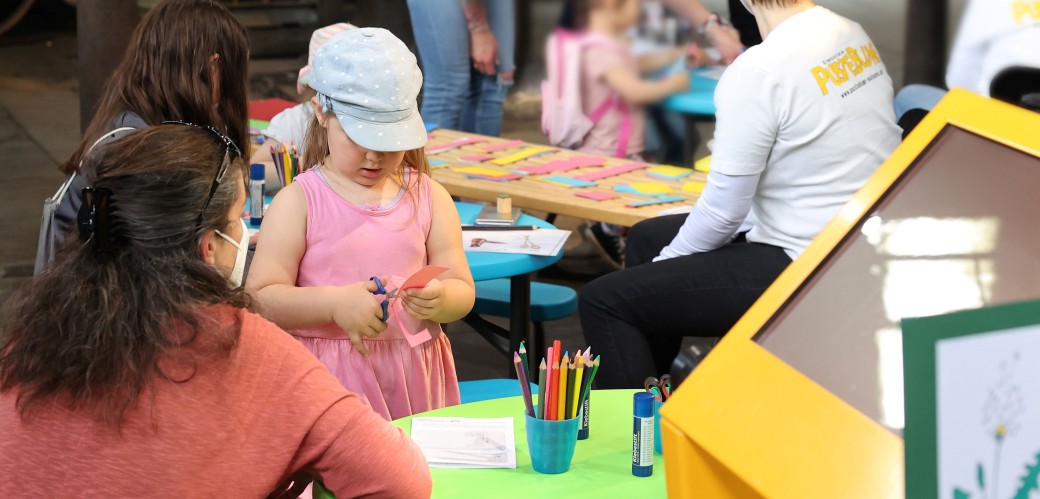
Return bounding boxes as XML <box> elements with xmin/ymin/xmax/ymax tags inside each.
<box><xmin>893</xmin><ymin>84</ymin><xmax>947</xmax><ymax>120</ymax></box>
<box><xmin>407</xmin><ymin>0</ymin><xmax>515</xmax><ymax>136</ymax></box>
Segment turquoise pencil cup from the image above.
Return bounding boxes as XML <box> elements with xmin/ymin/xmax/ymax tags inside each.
<box><xmin>525</xmin><ymin>413</ymin><xmax>580</xmax><ymax>474</ymax></box>
<box><xmin>653</xmin><ymin>399</ymin><xmax>663</xmax><ymax>454</ymax></box>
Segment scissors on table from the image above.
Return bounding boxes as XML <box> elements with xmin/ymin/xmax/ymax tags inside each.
<box><xmin>644</xmin><ymin>374</ymin><xmax>672</xmax><ymax>402</ymax></box>
<box><xmin>369</xmin><ymin>276</ymin><xmax>399</xmax><ymax>322</ymax></box>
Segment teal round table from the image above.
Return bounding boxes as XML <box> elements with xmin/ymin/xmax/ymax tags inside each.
<box><xmin>456</xmin><ymin>201</ymin><xmax>565</xmax><ymax>376</ymax></box>
<box><xmin>662</xmin><ymin>67</ymin><xmax>720</xmax><ymax>164</ymax></box>
<box><xmin>391</xmin><ymin>390</ymin><xmax>666</xmax><ymax>498</ymax></box>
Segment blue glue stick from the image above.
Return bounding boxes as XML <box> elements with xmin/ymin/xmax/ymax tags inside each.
<box><xmin>249</xmin><ymin>163</ymin><xmax>265</xmax><ymax>227</ymax></box>
<box><xmin>632</xmin><ymin>392</ymin><xmax>654</xmax><ymax>477</ymax></box>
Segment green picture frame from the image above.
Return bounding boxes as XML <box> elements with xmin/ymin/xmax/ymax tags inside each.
<box><xmin>903</xmin><ymin>298</ymin><xmax>1040</xmax><ymax>499</ymax></box>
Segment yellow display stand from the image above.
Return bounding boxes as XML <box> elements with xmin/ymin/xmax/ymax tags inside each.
<box><xmin>660</xmin><ymin>89</ymin><xmax>1040</xmax><ymax>498</ymax></box>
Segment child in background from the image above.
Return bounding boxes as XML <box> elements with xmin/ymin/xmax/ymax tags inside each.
<box><xmin>560</xmin><ymin>0</ymin><xmax>698</xmax><ymax>268</ymax></box>
<box><xmin>248</xmin><ymin>22</ymin><xmax>356</xmax><ymax>190</ymax></box>
<box><xmin>247</xmin><ymin>28</ymin><xmax>473</xmax><ymax>421</ymax></box>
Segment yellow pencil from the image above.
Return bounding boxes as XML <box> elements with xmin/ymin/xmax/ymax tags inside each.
<box><xmin>571</xmin><ymin>353</ymin><xmax>584</xmax><ymax>419</ymax></box>
<box><xmin>282</xmin><ymin>143</ymin><xmax>291</xmax><ymax>185</ymax></box>
<box><xmin>557</xmin><ymin>352</ymin><xmax>569</xmax><ymax>420</ymax></box>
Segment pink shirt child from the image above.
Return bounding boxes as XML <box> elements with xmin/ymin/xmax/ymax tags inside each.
<box><xmin>292</xmin><ymin>167</ymin><xmax>461</xmax><ymax>420</ymax></box>
<box><xmin>0</xmin><ymin>307</ymin><xmax>431</xmax><ymax>498</ymax></box>
<box><xmin>578</xmin><ymin>34</ymin><xmax>647</xmax><ymax>158</ymax></box>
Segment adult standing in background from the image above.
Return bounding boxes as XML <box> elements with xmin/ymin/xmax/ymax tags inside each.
<box><xmin>660</xmin><ymin>0</ymin><xmax>745</xmax><ymax>63</ymax></box>
<box><xmin>406</xmin><ymin>0</ymin><xmax>516</xmax><ymax>136</ymax></box>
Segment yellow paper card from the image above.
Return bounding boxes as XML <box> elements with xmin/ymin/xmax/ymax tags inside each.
<box><xmin>647</xmin><ymin>165</ymin><xmax>690</xmax><ymax>177</ymax></box>
<box><xmin>683</xmin><ymin>181</ymin><xmax>707</xmax><ymax>193</ymax></box>
<box><xmin>629</xmin><ymin>182</ymin><xmax>673</xmax><ymax>195</ymax></box>
<box><xmin>693</xmin><ymin>155</ymin><xmax>711</xmax><ymax>173</ymax></box>
<box><xmin>490</xmin><ymin>147</ymin><xmax>555</xmax><ymax>165</ymax></box>
<box><xmin>454</xmin><ymin>166</ymin><xmax>513</xmax><ymax>177</ymax></box>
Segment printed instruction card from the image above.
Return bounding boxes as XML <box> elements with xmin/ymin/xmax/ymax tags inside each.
<box><xmin>410</xmin><ymin>417</ymin><xmax>517</xmax><ymax>469</ymax></box>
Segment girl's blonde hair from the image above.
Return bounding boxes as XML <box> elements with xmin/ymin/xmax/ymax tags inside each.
<box><xmin>301</xmin><ymin>108</ymin><xmax>430</xmax><ymax>218</ymax></box>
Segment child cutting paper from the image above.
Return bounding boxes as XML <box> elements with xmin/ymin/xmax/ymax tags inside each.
<box><xmin>247</xmin><ymin>28</ymin><xmax>474</xmax><ymax>420</ymax></box>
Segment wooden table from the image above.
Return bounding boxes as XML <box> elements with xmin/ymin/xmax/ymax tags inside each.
<box><xmin>426</xmin><ymin>130</ymin><xmax>706</xmax><ymax>227</ymax></box>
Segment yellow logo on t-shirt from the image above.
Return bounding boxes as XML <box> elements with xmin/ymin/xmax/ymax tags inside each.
<box><xmin>810</xmin><ymin>43</ymin><xmax>883</xmax><ymax>96</ymax></box>
<box><xmin>1013</xmin><ymin>1</ymin><xmax>1040</xmax><ymax>24</ymax></box>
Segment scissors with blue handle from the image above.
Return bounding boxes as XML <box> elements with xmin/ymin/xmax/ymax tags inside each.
<box><xmin>644</xmin><ymin>375</ymin><xmax>672</xmax><ymax>402</ymax></box>
<box><xmin>369</xmin><ymin>276</ymin><xmax>399</xmax><ymax>322</ymax></box>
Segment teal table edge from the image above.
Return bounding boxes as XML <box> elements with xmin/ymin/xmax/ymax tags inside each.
<box><xmin>392</xmin><ymin>390</ymin><xmax>667</xmax><ymax>498</ymax></box>
<box><xmin>662</xmin><ymin>67</ymin><xmax>720</xmax><ymax>116</ymax></box>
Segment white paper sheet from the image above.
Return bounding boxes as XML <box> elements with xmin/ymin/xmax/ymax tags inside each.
<box><xmin>410</xmin><ymin>417</ymin><xmax>517</xmax><ymax>469</ymax></box>
<box><xmin>462</xmin><ymin>229</ymin><xmax>570</xmax><ymax>257</ymax></box>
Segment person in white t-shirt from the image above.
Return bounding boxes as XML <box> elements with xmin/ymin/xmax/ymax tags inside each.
<box><xmin>579</xmin><ymin>0</ymin><xmax>901</xmax><ymax>389</ymax></box>
<box><xmin>248</xmin><ymin>23</ymin><xmax>355</xmax><ymax>190</ymax></box>
<box><xmin>893</xmin><ymin>0</ymin><xmax>1040</xmax><ymax>119</ymax></box>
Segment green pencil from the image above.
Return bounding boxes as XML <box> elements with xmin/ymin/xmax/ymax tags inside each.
<box><xmin>565</xmin><ymin>357</ymin><xmax>576</xmax><ymax>419</ymax></box>
<box><xmin>537</xmin><ymin>358</ymin><xmax>547</xmax><ymax>419</ymax></box>
<box><xmin>577</xmin><ymin>355</ymin><xmax>600</xmax><ymax>410</ymax></box>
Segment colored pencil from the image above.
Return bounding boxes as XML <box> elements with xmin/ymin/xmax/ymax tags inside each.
<box><xmin>565</xmin><ymin>356</ymin><xmax>576</xmax><ymax>419</ymax></box>
<box><xmin>553</xmin><ymin>340</ymin><xmax>562</xmax><ymax>366</ymax></box>
<box><xmin>571</xmin><ymin>354</ymin><xmax>584</xmax><ymax>419</ymax></box>
<box><xmin>577</xmin><ymin>356</ymin><xmax>600</xmax><ymax>411</ymax></box>
<box><xmin>518</xmin><ymin>341</ymin><xmax>531</xmax><ymax>390</ymax></box>
<box><xmin>514</xmin><ymin>352</ymin><xmax>535</xmax><ymax>417</ymax></box>
<box><xmin>548</xmin><ymin>359</ymin><xmax>560</xmax><ymax>420</ymax></box>
<box><xmin>557</xmin><ymin>352</ymin><xmax>569</xmax><ymax>421</ymax></box>
<box><xmin>537</xmin><ymin>358</ymin><xmax>546</xmax><ymax>419</ymax></box>
<box><xmin>549</xmin><ymin>347</ymin><xmax>557</xmax><ymax>419</ymax></box>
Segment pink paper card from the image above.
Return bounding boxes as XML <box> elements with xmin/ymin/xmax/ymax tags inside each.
<box><xmin>391</xmin><ymin>265</ymin><xmax>448</xmax><ymax>347</ymax></box>
<box><xmin>573</xmin><ymin>163</ymin><xmax>649</xmax><ymax>181</ymax></box>
<box><xmin>426</xmin><ymin>137</ymin><xmax>486</xmax><ymax>154</ymax></box>
<box><xmin>479</xmin><ymin>139</ymin><xmax>524</xmax><ymax>152</ymax></box>
<box><xmin>513</xmin><ymin>156</ymin><xmax>605</xmax><ymax>175</ymax></box>
<box><xmin>575</xmin><ymin>190</ymin><xmax>619</xmax><ymax>201</ymax></box>
<box><xmin>459</xmin><ymin>154</ymin><xmax>495</xmax><ymax>162</ymax></box>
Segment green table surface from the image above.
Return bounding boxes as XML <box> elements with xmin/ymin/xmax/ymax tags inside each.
<box><xmin>391</xmin><ymin>389</ymin><xmax>666</xmax><ymax>498</ymax></box>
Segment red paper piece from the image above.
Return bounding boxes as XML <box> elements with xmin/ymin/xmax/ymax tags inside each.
<box><xmin>399</xmin><ymin>265</ymin><xmax>449</xmax><ymax>292</ymax></box>
<box><xmin>248</xmin><ymin>98</ymin><xmax>298</xmax><ymax>121</ymax></box>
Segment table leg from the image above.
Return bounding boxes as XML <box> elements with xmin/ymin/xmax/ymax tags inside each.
<box><xmin>508</xmin><ymin>274</ymin><xmax>531</xmax><ymax>378</ymax></box>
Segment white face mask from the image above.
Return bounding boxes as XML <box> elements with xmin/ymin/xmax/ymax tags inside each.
<box><xmin>215</xmin><ymin>218</ymin><xmax>249</xmax><ymax>287</ymax></box>
<box><xmin>740</xmin><ymin>0</ymin><xmax>753</xmax><ymax>14</ymax></box>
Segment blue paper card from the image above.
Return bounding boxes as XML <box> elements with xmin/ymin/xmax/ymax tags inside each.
<box><xmin>429</xmin><ymin>159</ymin><xmax>448</xmax><ymax>166</ymax></box>
<box><xmin>619</xmin><ymin>195</ymin><xmax>686</xmax><ymax>206</ymax></box>
<box><xmin>542</xmin><ymin>175</ymin><xmax>597</xmax><ymax>187</ymax></box>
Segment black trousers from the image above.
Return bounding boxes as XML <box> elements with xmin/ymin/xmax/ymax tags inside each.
<box><xmin>578</xmin><ymin>214</ymin><xmax>791</xmax><ymax>388</ymax></box>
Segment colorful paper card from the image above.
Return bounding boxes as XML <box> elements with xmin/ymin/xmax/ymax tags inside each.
<box><xmin>538</xmin><ymin>176</ymin><xmax>597</xmax><ymax>188</ymax></box>
<box><xmin>426</xmin><ymin>137</ymin><xmax>487</xmax><ymax>154</ymax></box>
<box><xmin>647</xmin><ymin>165</ymin><xmax>693</xmax><ymax>181</ymax></box>
<box><xmin>627</xmin><ymin>195</ymin><xmax>685</xmax><ymax>207</ymax></box>
<box><xmin>464</xmin><ymin>174</ymin><xmax>523</xmax><ymax>182</ymax></box>
<box><xmin>693</xmin><ymin>155</ymin><xmax>711</xmax><ymax>173</ymax></box>
<box><xmin>459</xmin><ymin>154</ymin><xmax>495</xmax><ymax>162</ymax></box>
<box><xmin>574</xmin><ymin>163</ymin><xmax>649</xmax><ymax>181</ymax></box>
<box><xmin>575</xmin><ymin>190</ymin><xmax>619</xmax><ymax>201</ymax></box>
<box><xmin>479</xmin><ymin>139</ymin><xmax>525</xmax><ymax>152</ymax></box>
<box><xmin>614</xmin><ymin>182</ymin><xmax>673</xmax><ymax>196</ymax></box>
<box><xmin>454</xmin><ymin>166</ymin><xmax>514</xmax><ymax>177</ymax></box>
<box><xmin>429</xmin><ymin>159</ymin><xmax>449</xmax><ymax>168</ymax></box>
<box><xmin>491</xmin><ymin>147</ymin><xmax>557</xmax><ymax>165</ymax></box>
<box><xmin>514</xmin><ymin>156</ymin><xmax>606</xmax><ymax>175</ymax></box>
<box><xmin>682</xmin><ymin>181</ymin><xmax>707</xmax><ymax>194</ymax></box>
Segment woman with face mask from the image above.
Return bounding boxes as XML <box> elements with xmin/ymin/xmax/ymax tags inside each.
<box><xmin>0</xmin><ymin>125</ymin><xmax>432</xmax><ymax>497</ymax></box>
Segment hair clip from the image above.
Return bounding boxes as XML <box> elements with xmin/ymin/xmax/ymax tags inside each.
<box><xmin>77</xmin><ymin>187</ymin><xmax>114</xmax><ymax>257</ymax></box>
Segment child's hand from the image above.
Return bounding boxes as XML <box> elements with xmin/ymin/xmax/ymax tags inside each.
<box><xmin>331</xmin><ymin>280</ymin><xmax>388</xmax><ymax>357</ymax></box>
<box><xmin>668</xmin><ymin>71</ymin><xmax>691</xmax><ymax>93</ymax></box>
<box><xmin>686</xmin><ymin>44</ymin><xmax>711</xmax><ymax>68</ymax></box>
<box><xmin>399</xmin><ymin>278</ymin><xmax>446</xmax><ymax>321</ymax></box>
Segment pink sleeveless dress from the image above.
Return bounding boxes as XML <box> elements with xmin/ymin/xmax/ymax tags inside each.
<box><xmin>292</xmin><ymin>168</ymin><xmax>460</xmax><ymax>420</ymax></box>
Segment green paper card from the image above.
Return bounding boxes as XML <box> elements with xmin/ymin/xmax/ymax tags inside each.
<box><xmin>903</xmin><ymin>299</ymin><xmax>1040</xmax><ymax>499</ymax></box>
